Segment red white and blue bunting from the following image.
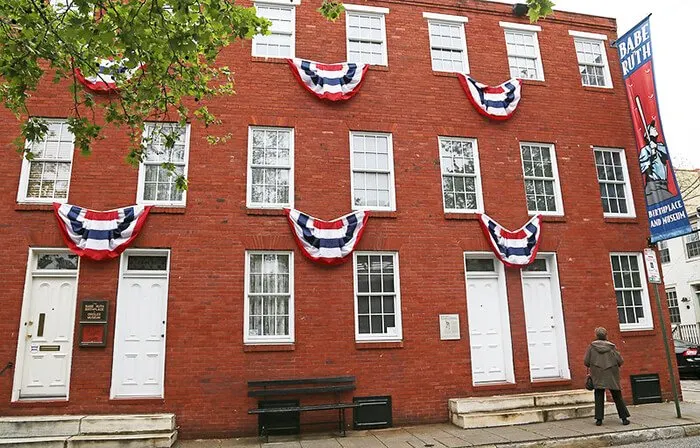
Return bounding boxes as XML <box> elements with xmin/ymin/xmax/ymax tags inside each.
<box><xmin>457</xmin><ymin>75</ymin><xmax>523</xmax><ymax>120</ymax></box>
<box><xmin>74</xmin><ymin>59</ymin><xmax>142</xmax><ymax>93</ymax></box>
<box><xmin>477</xmin><ymin>213</ymin><xmax>543</xmax><ymax>268</ymax></box>
<box><xmin>53</xmin><ymin>203</ymin><xmax>152</xmax><ymax>261</ymax></box>
<box><xmin>286</xmin><ymin>58</ymin><xmax>369</xmax><ymax>101</ymax></box>
<box><xmin>284</xmin><ymin>208</ymin><xmax>369</xmax><ymax>265</ymax></box>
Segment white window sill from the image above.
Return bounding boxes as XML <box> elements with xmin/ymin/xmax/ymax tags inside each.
<box><xmin>352</xmin><ymin>206</ymin><xmax>396</xmax><ymax>212</ymax></box>
<box><xmin>355</xmin><ymin>337</ymin><xmax>402</xmax><ymax>343</ymax></box>
<box><xmin>17</xmin><ymin>199</ymin><xmax>67</xmax><ymax>205</ymax></box>
<box><xmin>582</xmin><ymin>83</ymin><xmax>614</xmax><ymax>90</ymax></box>
<box><xmin>137</xmin><ymin>202</ymin><xmax>186</xmax><ymax>208</ymax></box>
<box><xmin>528</xmin><ymin>211</ymin><xmax>564</xmax><ymax>217</ymax></box>
<box><xmin>603</xmin><ymin>212</ymin><xmax>637</xmax><ymax>219</ymax></box>
<box><xmin>444</xmin><ymin>209</ymin><xmax>482</xmax><ymax>214</ymax></box>
<box><xmin>244</xmin><ymin>339</ymin><xmax>294</xmax><ymax>345</ymax></box>
<box><xmin>620</xmin><ymin>326</ymin><xmax>654</xmax><ymax>332</ymax></box>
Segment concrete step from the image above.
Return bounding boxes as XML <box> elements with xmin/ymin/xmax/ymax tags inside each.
<box><xmin>451</xmin><ymin>402</ymin><xmax>616</xmax><ymax>429</ymax></box>
<box><xmin>80</xmin><ymin>414</ymin><xmax>176</xmax><ymax>435</ymax></box>
<box><xmin>0</xmin><ymin>415</ymin><xmax>84</xmax><ymax>438</ymax></box>
<box><xmin>0</xmin><ymin>436</ymin><xmax>68</xmax><ymax>447</ymax></box>
<box><xmin>449</xmin><ymin>389</ymin><xmax>594</xmax><ymax>414</ymax></box>
<box><xmin>66</xmin><ymin>431</ymin><xmax>177</xmax><ymax>448</ymax></box>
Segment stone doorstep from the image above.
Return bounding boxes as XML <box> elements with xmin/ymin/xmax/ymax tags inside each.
<box><xmin>451</xmin><ymin>403</ymin><xmax>617</xmax><ymax>429</ymax></box>
<box><xmin>449</xmin><ymin>389</ymin><xmax>594</xmax><ymax>414</ymax></box>
<box><xmin>66</xmin><ymin>430</ymin><xmax>178</xmax><ymax>448</ymax></box>
<box><xmin>0</xmin><ymin>436</ymin><xmax>68</xmax><ymax>448</ymax></box>
<box><xmin>80</xmin><ymin>414</ymin><xmax>176</xmax><ymax>435</ymax></box>
<box><xmin>0</xmin><ymin>415</ymin><xmax>84</xmax><ymax>438</ymax></box>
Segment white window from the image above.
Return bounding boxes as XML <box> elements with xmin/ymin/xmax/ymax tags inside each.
<box><xmin>252</xmin><ymin>1</ymin><xmax>296</xmax><ymax>58</ymax></box>
<box><xmin>686</xmin><ymin>231</ymin><xmax>700</xmax><ymax>260</ymax></box>
<box><xmin>353</xmin><ymin>252</ymin><xmax>402</xmax><ymax>342</ymax></box>
<box><xmin>569</xmin><ymin>31</ymin><xmax>612</xmax><ymax>88</ymax></box>
<box><xmin>350</xmin><ymin>132</ymin><xmax>395</xmax><ymax>211</ymax></box>
<box><xmin>438</xmin><ymin>137</ymin><xmax>483</xmax><ymax>213</ymax></box>
<box><xmin>17</xmin><ymin>119</ymin><xmax>74</xmax><ymax>204</ymax></box>
<box><xmin>610</xmin><ymin>253</ymin><xmax>653</xmax><ymax>331</ymax></box>
<box><xmin>594</xmin><ymin>148</ymin><xmax>634</xmax><ymax>217</ymax></box>
<box><xmin>666</xmin><ymin>289</ymin><xmax>681</xmax><ymax>325</ymax></box>
<box><xmin>244</xmin><ymin>251</ymin><xmax>294</xmax><ymax>344</ymax></box>
<box><xmin>345</xmin><ymin>4</ymin><xmax>389</xmax><ymax>66</ymax></box>
<box><xmin>423</xmin><ymin>13</ymin><xmax>469</xmax><ymax>73</ymax></box>
<box><xmin>137</xmin><ymin>123</ymin><xmax>190</xmax><ymax>206</ymax></box>
<box><xmin>658</xmin><ymin>240</ymin><xmax>670</xmax><ymax>264</ymax></box>
<box><xmin>520</xmin><ymin>142</ymin><xmax>563</xmax><ymax>215</ymax></box>
<box><xmin>500</xmin><ymin>22</ymin><xmax>544</xmax><ymax>81</ymax></box>
<box><xmin>247</xmin><ymin>127</ymin><xmax>294</xmax><ymax>209</ymax></box>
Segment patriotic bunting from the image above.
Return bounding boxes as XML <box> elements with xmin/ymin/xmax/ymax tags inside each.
<box><xmin>74</xmin><ymin>59</ymin><xmax>142</xmax><ymax>93</ymax></box>
<box><xmin>286</xmin><ymin>58</ymin><xmax>369</xmax><ymax>101</ymax></box>
<box><xmin>457</xmin><ymin>75</ymin><xmax>523</xmax><ymax>120</ymax></box>
<box><xmin>284</xmin><ymin>208</ymin><xmax>369</xmax><ymax>265</ymax></box>
<box><xmin>53</xmin><ymin>203</ymin><xmax>152</xmax><ymax>261</ymax></box>
<box><xmin>477</xmin><ymin>213</ymin><xmax>543</xmax><ymax>268</ymax></box>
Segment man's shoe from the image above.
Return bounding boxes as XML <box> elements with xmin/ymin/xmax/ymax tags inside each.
<box><xmin>622</xmin><ymin>419</ymin><xmax>630</xmax><ymax>425</ymax></box>
<box><xmin>595</xmin><ymin>419</ymin><xmax>603</xmax><ymax>426</ymax></box>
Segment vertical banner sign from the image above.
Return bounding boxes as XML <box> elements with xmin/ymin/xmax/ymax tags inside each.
<box><xmin>615</xmin><ymin>16</ymin><xmax>692</xmax><ymax>243</ymax></box>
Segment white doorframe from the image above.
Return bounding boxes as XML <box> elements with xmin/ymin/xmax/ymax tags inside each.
<box><xmin>110</xmin><ymin>248</ymin><xmax>170</xmax><ymax>399</ymax></box>
<box><xmin>464</xmin><ymin>252</ymin><xmax>516</xmax><ymax>385</ymax></box>
<box><xmin>520</xmin><ymin>252</ymin><xmax>570</xmax><ymax>380</ymax></box>
<box><xmin>12</xmin><ymin>248</ymin><xmax>80</xmax><ymax>402</ymax></box>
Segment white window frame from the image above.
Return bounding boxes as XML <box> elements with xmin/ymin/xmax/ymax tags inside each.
<box><xmin>17</xmin><ymin>118</ymin><xmax>75</xmax><ymax>205</ymax></box>
<box><xmin>438</xmin><ymin>136</ymin><xmax>483</xmax><ymax>213</ymax></box>
<box><xmin>344</xmin><ymin>4</ymin><xmax>389</xmax><ymax>66</ymax></box>
<box><xmin>349</xmin><ymin>131</ymin><xmax>396</xmax><ymax>212</ymax></box>
<box><xmin>593</xmin><ymin>147</ymin><xmax>635</xmax><ymax>218</ymax></box>
<box><xmin>666</xmin><ymin>288</ymin><xmax>681</xmax><ymax>325</ymax></box>
<box><xmin>246</xmin><ymin>126</ymin><xmax>295</xmax><ymax>210</ymax></box>
<box><xmin>658</xmin><ymin>240</ymin><xmax>670</xmax><ymax>264</ymax></box>
<box><xmin>353</xmin><ymin>251</ymin><xmax>402</xmax><ymax>342</ymax></box>
<box><xmin>685</xmin><ymin>230</ymin><xmax>700</xmax><ymax>260</ymax></box>
<box><xmin>252</xmin><ymin>1</ymin><xmax>297</xmax><ymax>59</ymax></box>
<box><xmin>423</xmin><ymin>13</ymin><xmax>469</xmax><ymax>73</ymax></box>
<box><xmin>243</xmin><ymin>251</ymin><xmax>295</xmax><ymax>345</ymax></box>
<box><xmin>500</xmin><ymin>22</ymin><xmax>545</xmax><ymax>81</ymax></box>
<box><xmin>136</xmin><ymin>122</ymin><xmax>191</xmax><ymax>207</ymax></box>
<box><xmin>610</xmin><ymin>252</ymin><xmax>654</xmax><ymax>331</ymax></box>
<box><xmin>569</xmin><ymin>30</ymin><xmax>612</xmax><ymax>88</ymax></box>
<box><xmin>519</xmin><ymin>142</ymin><xmax>564</xmax><ymax>216</ymax></box>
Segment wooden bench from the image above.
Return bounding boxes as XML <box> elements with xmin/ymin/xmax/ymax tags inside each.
<box><xmin>247</xmin><ymin>376</ymin><xmax>361</xmax><ymax>440</ymax></box>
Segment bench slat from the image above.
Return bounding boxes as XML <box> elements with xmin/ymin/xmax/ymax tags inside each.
<box><xmin>248</xmin><ymin>384</ymin><xmax>355</xmax><ymax>397</ymax></box>
<box><xmin>248</xmin><ymin>376</ymin><xmax>355</xmax><ymax>387</ymax></box>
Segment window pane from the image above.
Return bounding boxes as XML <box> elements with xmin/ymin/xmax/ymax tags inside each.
<box><xmin>37</xmin><ymin>253</ymin><xmax>78</xmax><ymax>270</ymax></box>
<box><xmin>127</xmin><ymin>255</ymin><xmax>167</xmax><ymax>271</ymax></box>
<box><xmin>465</xmin><ymin>258</ymin><xmax>495</xmax><ymax>272</ymax></box>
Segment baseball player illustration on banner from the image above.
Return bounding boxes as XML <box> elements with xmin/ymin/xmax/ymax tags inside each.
<box><xmin>635</xmin><ymin>95</ymin><xmax>673</xmax><ymax>205</ymax></box>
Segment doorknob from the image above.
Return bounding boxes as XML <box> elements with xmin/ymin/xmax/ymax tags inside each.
<box><xmin>26</xmin><ymin>334</ymin><xmax>32</xmax><ymax>339</ymax></box>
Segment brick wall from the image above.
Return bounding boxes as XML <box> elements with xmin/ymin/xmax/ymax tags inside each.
<box><xmin>0</xmin><ymin>0</ymin><xmax>681</xmax><ymax>438</ymax></box>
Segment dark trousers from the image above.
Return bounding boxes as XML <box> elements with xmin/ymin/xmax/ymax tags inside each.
<box><xmin>595</xmin><ymin>388</ymin><xmax>630</xmax><ymax>420</ymax></box>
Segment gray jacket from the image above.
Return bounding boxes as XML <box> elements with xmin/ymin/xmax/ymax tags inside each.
<box><xmin>584</xmin><ymin>340</ymin><xmax>624</xmax><ymax>390</ymax></box>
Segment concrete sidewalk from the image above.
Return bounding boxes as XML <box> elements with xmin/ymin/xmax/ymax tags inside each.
<box><xmin>177</xmin><ymin>402</ymin><xmax>700</xmax><ymax>448</ymax></box>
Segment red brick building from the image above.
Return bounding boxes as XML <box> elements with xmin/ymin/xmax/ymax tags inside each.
<box><xmin>0</xmin><ymin>0</ymin><xmax>679</xmax><ymax>439</ymax></box>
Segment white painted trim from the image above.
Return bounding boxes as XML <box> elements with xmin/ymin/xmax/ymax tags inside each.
<box><xmin>349</xmin><ymin>131</ymin><xmax>396</xmax><ymax>212</ymax></box>
<box><xmin>572</xmin><ymin>37</ymin><xmax>613</xmax><ymax>88</ymax></box>
<box><xmin>246</xmin><ymin>126</ymin><xmax>295</xmax><ymax>210</ymax></box>
<box><xmin>503</xmin><ymin>28</ymin><xmax>545</xmax><ymax>81</ymax></box>
<box><xmin>423</xmin><ymin>12</ymin><xmax>468</xmax><ymax>23</ymax></box>
<box><xmin>593</xmin><ymin>147</ymin><xmax>636</xmax><ymax>219</ymax></box>
<box><xmin>12</xmin><ymin>248</ymin><xmax>80</xmax><ymax>402</ymax></box>
<box><xmin>520</xmin><ymin>253</ymin><xmax>571</xmax><ymax>381</ymax></box>
<box><xmin>345</xmin><ymin>9</ymin><xmax>389</xmax><ymax>66</ymax></box>
<box><xmin>17</xmin><ymin>118</ymin><xmax>75</xmax><ymax>205</ymax></box>
<box><xmin>343</xmin><ymin>3</ymin><xmax>389</xmax><ymax>14</ymax></box>
<box><xmin>353</xmin><ymin>252</ymin><xmax>403</xmax><ymax>342</ymax></box>
<box><xmin>438</xmin><ymin>136</ymin><xmax>483</xmax><ymax>213</ymax></box>
<box><xmin>499</xmin><ymin>21</ymin><xmax>541</xmax><ymax>32</ymax></box>
<box><xmin>610</xmin><ymin>252</ymin><xmax>655</xmax><ymax>332</ymax></box>
<box><xmin>243</xmin><ymin>251</ymin><xmax>295</xmax><ymax>345</ymax></box>
<box><xmin>252</xmin><ymin>2</ymin><xmax>296</xmax><ymax>59</ymax></box>
<box><xmin>463</xmin><ymin>252</ymin><xmax>516</xmax><ymax>385</ymax></box>
<box><xmin>568</xmin><ymin>30</ymin><xmax>608</xmax><ymax>41</ymax></box>
<box><xmin>426</xmin><ymin>20</ymin><xmax>470</xmax><ymax>73</ymax></box>
<box><xmin>136</xmin><ymin>123</ymin><xmax>191</xmax><ymax>207</ymax></box>
<box><xmin>519</xmin><ymin>142</ymin><xmax>565</xmax><ymax>216</ymax></box>
<box><xmin>255</xmin><ymin>0</ymin><xmax>301</xmax><ymax>5</ymax></box>
<box><xmin>110</xmin><ymin>248</ymin><xmax>170</xmax><ymax>399</ymax></box>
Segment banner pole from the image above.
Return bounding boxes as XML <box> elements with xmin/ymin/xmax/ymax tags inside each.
<box><xmin>652</xmin><ymin>280</ymin><xmax>682</xmax><ymax>418</ymax></box>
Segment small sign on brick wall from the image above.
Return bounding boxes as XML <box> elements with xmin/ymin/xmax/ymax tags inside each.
<box><xmin>439</xmin><ymin>314</ymin><xmax>460</xmax><ymax>340</ymax></box>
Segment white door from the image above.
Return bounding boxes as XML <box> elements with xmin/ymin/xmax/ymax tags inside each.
<box><xmin>521</xmin><ymin>255</ymin><xmax>570</xmax><ymax>380</ymax></box>
<box><xmin>15</xmin><ymin>251</ymin><xmax>79</xmax><ymax>400</ymax></box>
<box><xmin>111</xmin><ymin>250</ymin><xmax>170</xmax><ymax>398</ymax></box>
<box><xmin>465</xmin><ymin>255</ymin><xmax>515</xmax><ymax>384</ymax></box>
